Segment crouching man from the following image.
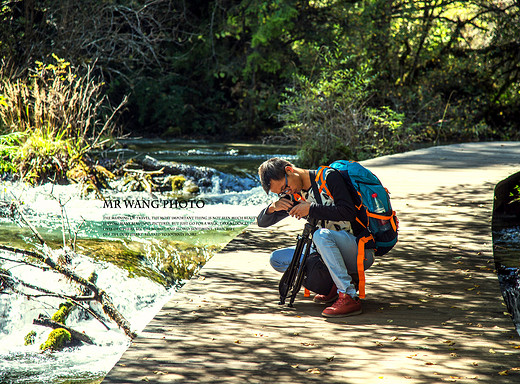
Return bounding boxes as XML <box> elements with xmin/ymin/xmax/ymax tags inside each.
<box><xmin>257</xmin><ymin>158</ymin><xmax>375</xmax><ymax>317</ymax></box>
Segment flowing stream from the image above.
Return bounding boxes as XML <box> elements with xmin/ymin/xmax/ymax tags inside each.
<box><xmin>0</xmin><ymin>139</ymin><xmax>297</xmax><ymax>384</ymax></box>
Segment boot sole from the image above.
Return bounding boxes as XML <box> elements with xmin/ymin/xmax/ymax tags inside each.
<box><xmin>313</xmin><ymin>295</ymin><xmax>338</xmax><ymax>304</ymax></box>
<box><xmin>321</xmin><ymin>309</ymin><xmax>362</xmax><ymax>318</ymax></box>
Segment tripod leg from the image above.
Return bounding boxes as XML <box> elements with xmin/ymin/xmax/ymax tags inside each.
<box><xmin>288</xmin><ymin>236</ymin><xmax>314</xmax><ymax>307</ymax></box>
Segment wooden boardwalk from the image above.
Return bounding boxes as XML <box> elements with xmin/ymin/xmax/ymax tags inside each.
<box><xmin>103</xmin><ymin>142</ymin><xmax>520</xmax><ymax>383</ymax></box>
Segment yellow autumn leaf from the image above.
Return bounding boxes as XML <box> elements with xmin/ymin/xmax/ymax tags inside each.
<box><xmin>307</xmin><ymin>368</ymin><xmax>321</xmax><ymax>374</ymax></box>
<box><xmin>498</xmin><ymin>370</ymin><xmax>508</xmax><ymax>376</ymax></box>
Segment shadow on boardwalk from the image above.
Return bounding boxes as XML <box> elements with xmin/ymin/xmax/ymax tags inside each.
<box><xmin>103</xmin><ymin>143</ymin><xmax>520</xmax><ymax>384</ymax></box>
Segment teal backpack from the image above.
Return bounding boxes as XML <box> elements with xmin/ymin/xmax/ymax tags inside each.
<box><xmin>316</xmin><ymin>160</ymin><xmax>399</xmax><ymax>256</ymax></box>
<box><xmin>315</xmin><ymin>160</ymin><xmax>399</xmax><ymax>299</ymax></box>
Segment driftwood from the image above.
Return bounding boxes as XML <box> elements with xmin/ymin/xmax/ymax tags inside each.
<box><xmin>34</xmin><ymin>315</ymin><xmax>95</xmax><ymax>345</ymax></box>
<box><xmin>0</xmin><ymin>198</ymin><xmax>137</xmax><ymax>339</ymax></box>
<box><xmin>0</xmin><ymin>244</ymin><xmax>136</xmax><ymax>339</ymax></box>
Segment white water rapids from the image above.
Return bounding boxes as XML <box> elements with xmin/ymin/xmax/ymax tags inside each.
<box><xmin>0</xmin><ymin>143</ymin><xmax>295</xmax><ymax>383</ymax></box>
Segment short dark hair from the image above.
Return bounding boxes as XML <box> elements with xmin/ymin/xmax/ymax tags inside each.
<box><xmin>258</xmin><ymin>157</ymin><xmax>293</xmax><ymax>194</ymax></box>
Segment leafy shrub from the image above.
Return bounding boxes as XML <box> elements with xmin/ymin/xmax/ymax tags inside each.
<box><xmin>278</xmin><ymin>47</ymin><xmax>419</xmax><ymax>167</ymax></box>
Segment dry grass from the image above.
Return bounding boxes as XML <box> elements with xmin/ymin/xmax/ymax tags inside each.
<box><xmin>0</xmin><ymin>55</ymin><xmax>126</xmax><ymax>183</ymax></box>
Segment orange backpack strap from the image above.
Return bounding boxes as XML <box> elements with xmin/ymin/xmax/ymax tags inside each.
<box><xmin>356</xmin><ymin>235</ymin><xmax>372</xmax><ymax>299</ymax></box>
<box><xmin>368</xmin><ymin>210</ymin><xmax>398</xmax><ymax>231</ymax></box>
<box><xmin>292</xmin><ymin>193</ymin><xmax>305</xmax><ymax>202</ymax></box>
<box><xmin>315</xmin><ymin>166</ymin><xmax>333</xmax><ymax>199</ymax></box>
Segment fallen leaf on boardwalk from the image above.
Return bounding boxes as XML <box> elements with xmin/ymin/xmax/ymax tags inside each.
<box><xmin>499</xmin><ymin>370</ymin><xmax>509</xmax><ymax>376</ymax></box>
<box><xmin>326</xmin><ymin>356</ymin><xmax>335</xmax><ymax>361</ymax></box>
<box><xmin>301</xmin><ymin>342</ymin><xmax>315</xmax><ymax>346</ymax></box>
<box><xmin>450</xmin><ymin>353</ymin><xmax>458</xmax><ymax>357</ymax></box>
<box><xmin>489</xmin><ymin>348</ymin><xmax>496</xmax><ymax>354</ymax></box>
<box><xmin>291</xmin><ymin>364</ymin><xmax>299</xmax><ymax>369</ymax></box>
<box><xmin>391</xmin><ymin>336</ymin><xmax>398</xmax><ymax>341</ymax></box>
<box><xmin>154</xmin><ymin>371</ymin><xmax>167</xmax><ymax>375</ymax></box>
<box><xmin>234</xmin><ymin>339</ymin><xmax>241</xmax><ymax>344</ymax></box>
<box><xmin>407</xmin><ymin>354</ymin><xmax>418</xmax><ymax>358</ymax></box>
<box><xmin>375</xmin><ymin>341</ymin><xmax>384</xmax><ymax>347</ymax></box>
<box><xmin>425</xmin><ymin>362</ymin><xmax>436</xmax><ymax>365</ymax></box>
<box><xmin>443</xmin><ymin>340</ymin><xmax>455</xmax><ymax>346</ymax></box>
<box><xmin>307</xmin><ymin>368</ymin><xmax>321</xmax><ymax>374</ymax></box>
<box><xmin>472</xmin><ymin>362</ymin><xmax>479</xmax><ymax>366</ymax></box>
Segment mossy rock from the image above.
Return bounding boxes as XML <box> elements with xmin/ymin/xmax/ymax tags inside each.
<box><xmin>170</xmin><ymin>175</ymin><xmax>186</xmax><ymax>191</ymax></box>
<box><xmin>40</xmin><ymin>328</ymin><xmax>71</xmax><ymax>351</ymax></box>
<box><xmin>51</xmin><ymin>302</ymin><xmax>73</xmax><ymax>324</ymax></box>
<box><xmin>183</xmin><ymin>179</ymin><xmax>200</xmax><ymax>194</ymax></box>
<box><xmin>24</xmin><ymin>330</ymin><xmax>37</xmax><ymax>346</ymax></box>
<box><xmin>67</xmin><ymin>160</ymin><xmax>115</xmax><ymax>190</ymax></box>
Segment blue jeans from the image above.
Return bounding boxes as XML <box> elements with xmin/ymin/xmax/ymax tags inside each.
<box><xmin>270</xmin><ymin>229</ymin><xmax>374</xmax><ymax>298</ymax></box>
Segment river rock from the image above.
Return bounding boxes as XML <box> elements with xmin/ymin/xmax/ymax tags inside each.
<box><xmin>141</xmin><ymin>156</ymin><xmax>215</xmax><ymax>180</ymax></box>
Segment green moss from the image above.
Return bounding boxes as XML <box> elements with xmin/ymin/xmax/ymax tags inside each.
<box><xmin>170</xmin><ymin>175</ymin><xmax>186</xmax><ymax>191</ymax></box>
<box><xmin>24</xmin><ymin>330</ymin><xmax>37</xmax><ymax>346</ymax></box>
<box><xmin>40</xmin><ymin>328</ymin><xmax>71</xmax><ymax>351</ymax></box>
<box><xmin>51</xmin><ymin>302</ymin><xmax>74</xmax><ymax>324</ymax></box>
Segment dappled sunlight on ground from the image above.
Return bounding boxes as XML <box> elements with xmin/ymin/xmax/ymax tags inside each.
<box><xmin>103</xmin><ymin>143</ymin><xmax>520</xmax><ymax>384</ymax></box>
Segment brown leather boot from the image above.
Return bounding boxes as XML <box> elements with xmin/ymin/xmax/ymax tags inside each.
<box><xmin>321</xmin><ymin>292</ymin><xmax>362</xmax><ymax>317</ymax></box>
<box><xmin>313</xmin><ymin>284</ymin><xmax>338</xmax><ymax>304</ymax></box>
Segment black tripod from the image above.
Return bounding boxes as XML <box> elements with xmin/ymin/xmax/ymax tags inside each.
<box><xmin>278</xmin><ymin>219</ymin><xmax>318</xmax><ymax>307</ymax></box>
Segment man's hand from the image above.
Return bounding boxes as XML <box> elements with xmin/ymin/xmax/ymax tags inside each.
<box><xmin>288</xmin><ymin>201</ymin><xmax>310</xmax><ymax>220</ymax></box>
<box><xmin>267</xmin><ymin>197</ymin><xmax>294</xmax><ymax>214</ymax></box>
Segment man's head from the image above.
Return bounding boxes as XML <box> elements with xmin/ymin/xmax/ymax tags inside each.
<box><xmin>258</xmin><ymin>157</ymin><xmax>294</xmax><ymax>195</ymax></box>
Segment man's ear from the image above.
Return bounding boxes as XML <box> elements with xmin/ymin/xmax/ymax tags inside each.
<box><xmin>285</xmin><ymin>165</ymin><xmax>294</xmax><ymax>174</ymax></box>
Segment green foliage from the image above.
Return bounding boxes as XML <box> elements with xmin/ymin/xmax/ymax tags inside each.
<box><xmin>40</xmin><ymin>328</ymin><xmax>71</xmax><ymax>352</ymax></box>
<box><xmin>279</xmin><ymin>46</ymin><xmax>418</xmax><ymax>167</ymax></box>
<box><xmin>511</xmin><ymin>185</ymin><xmax>520</xmax><ymax>204</ymax></box>
<box><xmin>0</xmin><ymin>132</ymin><xmax>24</xmax><ymax>173</ymax></box>
<box><xmin>0</xmin><ymin>0</ymin><xmax>518</xmax><ymax>147</ymax></box>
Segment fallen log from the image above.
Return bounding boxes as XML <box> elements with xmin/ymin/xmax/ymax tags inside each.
<box><xmin>0</xmin><ymin>244</ymin><xmax>136</xmax><ymax>338</ymax></box>
<box><xmin>34</xmin><ymin>315</ymin><xmax>95</xmax><ymax>345</ymax></box>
